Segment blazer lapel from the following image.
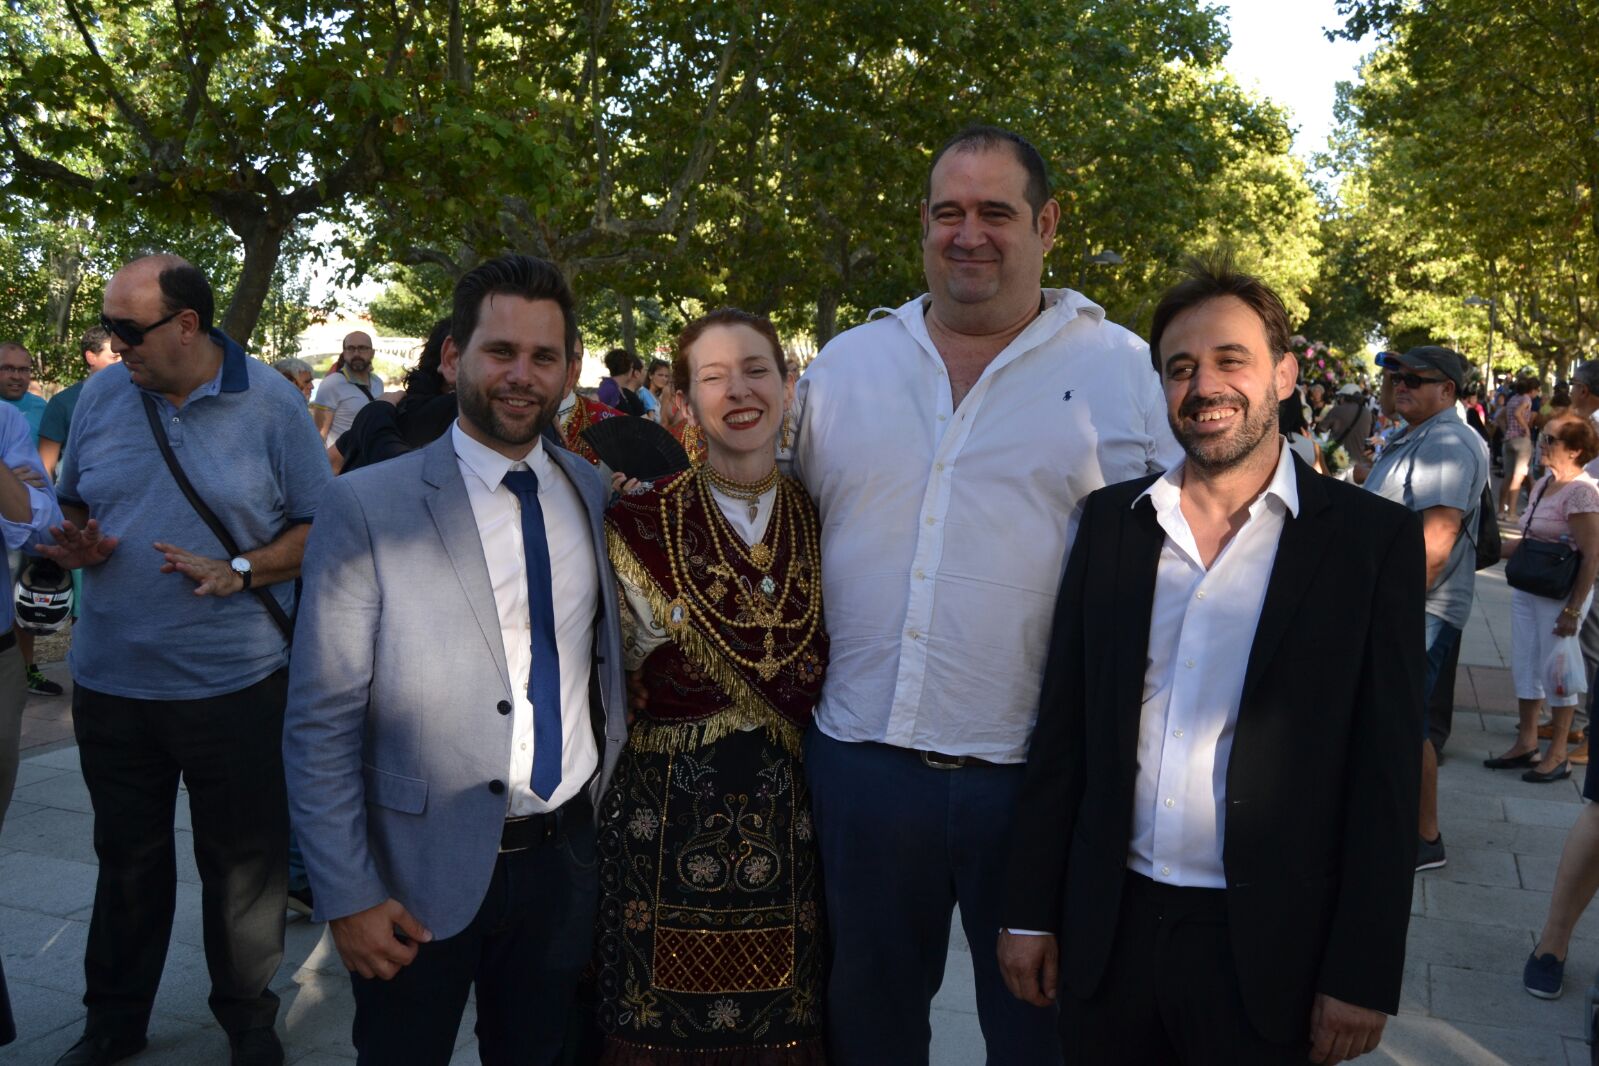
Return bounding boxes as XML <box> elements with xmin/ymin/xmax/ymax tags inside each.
<box><xmin>1239</xmin><ymin>459</ymin><xmax>1333</xmax><ymax>703</ymax></box>
<box><xmin>420</xmin><ymin>435</ymin><xmax>512</xmax><ymax>690</ymax></box>
<box><xmin>1116</xmin><ymin>494</ymin><xmax>1166</xmax><ymax>763</ymax></box>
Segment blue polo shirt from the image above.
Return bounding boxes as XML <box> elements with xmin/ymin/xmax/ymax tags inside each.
<box><xmin>0</xmin><ymin>404</ymin><xmax>64</xmax><ymax>635</ymax></box>
<box><xmin>56</xmin><ymin>331</ymin><xmax>333</xmax><ymax>699</ymax></box>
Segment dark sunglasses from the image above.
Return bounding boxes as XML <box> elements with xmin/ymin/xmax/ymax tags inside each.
<box><xmin>1541</xmin><ymin>432</ymin><xmax>1564</xmax><ymax>447</ymax></box>
<box><xmin>99</xmin><ymin>309</ymin><xmax>183</xmax><ymax>347</ymax></box>
<box><xmin>1385</xmin><ymin>369</ymin><xmax>1448</xmax><ymax>390</ymax></box>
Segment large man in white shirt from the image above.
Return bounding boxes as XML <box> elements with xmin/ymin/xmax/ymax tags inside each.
<box><xmin>998</xmin><ymin>259</ymin><xmax>1424</xmax><ymax>1064</ymax></box>
<box><xmin>788</xmin><ymin>124</ymin><xmax>1177</xmax><ymax>1065</ymax></box>
<box><xmin>283</xmin><ymin>255</ymin><xmax>625</xmax><ymax>1064</ymax></box>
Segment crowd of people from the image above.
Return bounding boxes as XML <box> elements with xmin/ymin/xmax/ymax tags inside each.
<box><xmin>0</xmin><ymin>121</ymin><xmax>1592</xmax><ymax>1066</ymax></box>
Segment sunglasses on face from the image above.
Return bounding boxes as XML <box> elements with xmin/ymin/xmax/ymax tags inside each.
<box><xmin>1385</xmin><ymin>369</ymin><xmax>1448</xmax><ymax>390</ymax></box>
<box><xmin>1541</xmin><ymin>433</ymin><xmax>1565</xmax><ymax>447</ymax></box>
<box><xmin>99</xmin><ymin>309</ymin><xmax>183</xmax><ymax>348</ymax></box>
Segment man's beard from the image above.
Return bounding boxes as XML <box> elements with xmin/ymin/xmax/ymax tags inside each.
<box><xmin>457</xmin><ymin>372</ymin><xmax>558</xmax><ymax>446</ymax></box>
<box><xmin>1171</xmin><ymin>391</ymin><xmax>1280</xmax><ymax>472</ymax></box>
<box><xmin>344</xmin><ymin>357</ymin><xmax>371</xmax><ymax>374</ymax></box>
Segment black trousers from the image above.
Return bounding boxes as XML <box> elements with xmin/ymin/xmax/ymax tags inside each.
<box><xmin>1061</xmin><ymin>874</ymin><xmax>1308</xmax><ymax>1066</ymax></box>
<box><xmin>73</xmin><ymin>669</ymin><xmax>288</xmax><ymax>1038</ymax></box>
<box><xmin>349</xmin><ymin>800</ymin><xmax>599</xmax><ymax>1066</ymax></box>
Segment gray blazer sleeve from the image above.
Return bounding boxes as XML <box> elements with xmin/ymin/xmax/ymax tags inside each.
<box><xmin>283</xmin><ymin>476</ymin><xmax>390</xmax><ymax>922</ymax></box>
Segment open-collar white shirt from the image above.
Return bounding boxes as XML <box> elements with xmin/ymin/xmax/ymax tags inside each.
<box><xmin>1128</xmin><ymin>440</ymin><xmax>1299</xmax><ymax>887</ymax></box>
<box><xmin>791</xmin><ymin>288</ymin><xmax>1180</xmax><ymax>762</ymax></box>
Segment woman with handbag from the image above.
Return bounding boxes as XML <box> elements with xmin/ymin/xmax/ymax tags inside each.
<box><xmin>1488</xmin><ymin>415</ymin><xmax>1599</xmax><ymax>781</ymax></box>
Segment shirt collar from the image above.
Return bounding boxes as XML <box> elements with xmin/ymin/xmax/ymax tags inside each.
<box><xmin>140</xmin><ymin>329</ymin><xmax>250</xmax><ymax>404</ymax></box>
<box><xmin>451</xmin><ymin>420</ymin><xmax>551</xmax><ymax>493</ymax></box>
<box><xmin>896</xmin><ymin>286</ymin><xmax>1106</xmax><ymax>332</ymax></box>
<box><xmin>1390</xmin><ymin>403</ymin><xmax>1463</xmax><ymax>447</ymax></box>
<box><xmin>1135</xmin><ymin>437</ymin><xmax>1300</xmax><ymax>520</ymax></box>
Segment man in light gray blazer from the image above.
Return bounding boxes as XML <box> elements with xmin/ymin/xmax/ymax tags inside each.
<box><xmin>284</xmin><ymin>255</ymin><xmax>625</xmax><ymax>1066</ymax></box>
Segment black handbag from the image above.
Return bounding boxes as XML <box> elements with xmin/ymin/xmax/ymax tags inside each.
<box><xmin>1505</xmin><ymin>479</ymin><xmax>1581</xmax><ymax>599</ymax></box>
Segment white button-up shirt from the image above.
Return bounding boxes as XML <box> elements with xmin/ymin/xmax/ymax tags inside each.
<box><xmin>1128</xmin><ymin>441</ymin><xmax>1298</xmax><ymax>888</ymax></box>
<box><xmin>452</xmin><ymin>424</ymin><xmax>599</xmax><ymax>815</ymax></box>
<box><xmin>792</xmin><ymin>288</ymin><xmax>1180</xmax><ymax>762</ymax></box>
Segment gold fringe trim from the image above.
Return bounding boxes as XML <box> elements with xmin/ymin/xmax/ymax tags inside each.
<box><xmin>607</xmin><ymin>526</ymin><xmax>804</xmax><ymax>758</ymax></box>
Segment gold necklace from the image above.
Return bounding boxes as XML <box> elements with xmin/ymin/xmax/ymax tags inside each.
<box><xmin>661</xmin><ymin>475</ymin><xmax>822</xmax><ymax>682</ymax></box>
<box><xmin>700</xmin><ymin>464</ymin><xmax>779</xmax><ymax>522</ymax></box>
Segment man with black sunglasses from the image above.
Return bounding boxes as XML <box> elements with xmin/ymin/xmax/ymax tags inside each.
<box><xmin>1361</xmin><ymin>345</ymin><xmax>1488</xmax><ymax>876</ymax></box>
<box><xmin>37</xmin><ymin>254</ymin><xmax>332</xmax><ymax>1066</ymax></box>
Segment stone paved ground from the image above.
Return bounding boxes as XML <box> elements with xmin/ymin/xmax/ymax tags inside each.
<box><xmin>3</xmin><ymin>563</ymin><xmax>1597</xmax><ymax>1063</ymax></box>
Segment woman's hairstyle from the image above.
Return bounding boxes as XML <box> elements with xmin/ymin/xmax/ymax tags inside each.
<box><xmin>671</xmin><ymin>308</ymin><xmax>786</xmax><ymax>397</ymax></box>
<box><xmin>401</xmin><ymin>317</ymin><xmax>452</xmax><ymax>398</ymax></box>
<box><xmin>1545</xmin><ymin>413</ymin><xmax>1599</xmax><ymax>466</ymax></box>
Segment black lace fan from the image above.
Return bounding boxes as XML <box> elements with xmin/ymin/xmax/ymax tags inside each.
<box><xmin>581</xmin><ymin>416</ymin><xmax>691</xmax><ymax>481</ymax></box>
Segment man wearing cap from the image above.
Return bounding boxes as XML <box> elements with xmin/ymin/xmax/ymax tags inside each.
<box><xmin>1362</xmin><ymin>346</ymin><xmax>1488</xmax><ymax>874</ymax></box>
<box><xmin>1319</xmin><ymin>384</ymin><xmax>1373</xmax><ymax>480</ymax></box>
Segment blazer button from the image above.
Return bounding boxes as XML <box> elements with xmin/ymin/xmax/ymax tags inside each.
<box><xmin>488</xmin><ymin>780</ymin><xmax>505</xmax><ymax>795</ymax></box>
<box><xmin>496</xmin><ymin>700</ymin><xmax>512</xmax><ymax>716</ymax></box>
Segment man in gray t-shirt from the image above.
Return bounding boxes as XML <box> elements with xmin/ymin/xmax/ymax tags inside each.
<box><xmin>1363</xmin><ymin>345</ymin><xmax>1487</xmax><ymax>876</ymax></box>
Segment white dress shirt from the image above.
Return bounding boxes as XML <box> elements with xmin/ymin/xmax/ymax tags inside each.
<box><xmin>452</xmin><ymin>423</ymin><xmax>599</xmax><ymax>815</ymax></box>
<box><xmin>1128</xmin><ymin>441</ymin><xmax>1298</xmax><ymax>887</ymax></box>
<box><xmin>791</xmin><ymin>288</ymin><xmax>1180</xmax><ymax>762</ymax></box>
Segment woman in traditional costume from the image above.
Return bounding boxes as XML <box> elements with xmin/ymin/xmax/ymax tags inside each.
<box><xmin>595</xmin><ymin>309</ymin><xmax>828</xmax><ymax>1064</ymax></box>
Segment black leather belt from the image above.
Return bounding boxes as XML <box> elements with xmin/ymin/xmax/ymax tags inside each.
<box><xmin>499</xmin><ymin>794</ymin><xmax>590</xmax><ymax>854</ymax></box>
<box><xmin>0</xmin><ymin>630</ymin><xmax>14</xmax><ymax>654</ymax></box>
<box><xmin>918</xmin><ymin>749</ymin><xmax>997</xmax><ymax>770</ymax></box>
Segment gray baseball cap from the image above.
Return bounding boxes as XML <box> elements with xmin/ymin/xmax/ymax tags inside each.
<box><xmin>1379</xmin><ymin>345</ymin><xmax>1468</xmax><ymax>392</ymax></box>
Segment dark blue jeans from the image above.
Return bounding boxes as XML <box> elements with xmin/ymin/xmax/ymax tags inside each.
<box><xmin>1423</xmin><ymin>614</ymin><xmax>1463</xmax><ymax>737</ymax></box>
<box><xmin>804</xmin><ymin>730</ymin><xmax>1061</xmax><ymax>1066</ymax></box>
<box><xmin>349</xmin><ymin>803</ymin><xmax>598</xmax><ymax>1066</ymax></box>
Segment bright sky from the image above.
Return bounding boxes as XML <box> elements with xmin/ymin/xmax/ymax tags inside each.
<box><xmin>1219</xmin><ymin>0</ymin><xmax>1372</xmax><ymax>162</ymax></box>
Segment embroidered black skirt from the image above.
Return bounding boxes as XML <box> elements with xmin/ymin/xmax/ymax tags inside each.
<box><xmin>595</xmin><ymin>725</ymin><xmax>826</xmax><ymax>1065</ymax></box>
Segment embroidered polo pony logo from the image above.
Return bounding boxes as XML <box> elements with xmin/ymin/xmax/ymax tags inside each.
<box><xmin>1061</xmin><ymin>389</ymin><xmax>1074</xmax><ymax>402</ymax></box>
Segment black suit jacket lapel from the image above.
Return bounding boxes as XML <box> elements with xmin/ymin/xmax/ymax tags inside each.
<box><xmin>1116</xmin><ymin>494</ymin><xmax>1167</xmax><ymax>765</ymax></box>
<box><xmin>1239</xmin><ymin>458</ymin><xmax>1334</xmax><ymax>705</ymax></box>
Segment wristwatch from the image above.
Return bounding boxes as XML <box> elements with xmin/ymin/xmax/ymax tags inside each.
<box><xmin>230</xmin><ymin>556</ymin><xmax>253</xmax><ymax>590</ymax></box>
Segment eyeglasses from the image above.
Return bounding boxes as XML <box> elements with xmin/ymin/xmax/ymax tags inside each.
<box><xmin>99</xmin><ymin>309</ymin><xmax>183</xmax><ymax>347</ymax></box>
<box><xmin>1541</xmin><ymin>432</ymin><xmax>1565</xmax><ymax>447</ymax></box>
<box><xmin>343</xmin><ymin>344</ymin><xmax>374</xmax><ymax>353</ymax></box>
<box><xmin>1385</xmin><ymin>369</ymin><xmax>1448</xmax><ymax>390</ymax></box>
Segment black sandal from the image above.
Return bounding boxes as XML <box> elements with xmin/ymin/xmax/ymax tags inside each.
<box><xmin>1484</xmin><ymin>750</ymin><xmax>1539</xmax><ymax>769</ymax></box>
<box><xmin>1523</xmin><ymin>761</ymin><xmax>1572</xmax><ymax>783</ymax></box>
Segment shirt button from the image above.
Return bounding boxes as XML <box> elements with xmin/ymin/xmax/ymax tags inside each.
<box><xmin>1195</xmin><ymin>590</ymin><xmax>1206</xmax><ymax>600</ymax></box>
<box><xmin>925</xmin><ymin>516</ymin><xmax>936</xmax><ymax>526</ymax></box>
<box><xmin>907</xmin><ymin>629</ymin><xmax>921</xmax><ymax>640</ymax></box>
<box><xmin>1164</xmin><ymin>797</ymin><xmax>1175</xmax><ymax>808</ymax></box>
<box><xmin>935</xmin><ymin>462</ymin><xmax>946</xmax><ymax>472</ymax></box>
<box><xmin>488</xmin><ymin>780</ymin><xmax>506</xmax><ymax>795</ymax></box>
<box><xmin>1160</xmin><ymin>865</ymin><xmax>1171</xmax><ymax>877</ymax></box>
<box><xmin>496</xmin><ymin>700</ymin><xmax>511</xmax><ymax>715</ymax></box>
<box><xmin>1172</xmin><ymin>729</ymin><xmax>1184</xmax><ymax>738</ymax></box>
<box><xmin>914</xmin><ymin>570</ymin><xmax>926</xmax><ymax>580</ymax></box>
<box><xmin>938</xmin><ymin>414</ymin><xmax>947</xmax><ymax>422</ymax></box>
<box><xmin>1184</xmin><ymin>659</ymin><xmax>1195</xmax><ymax>669</ymax></box>
<box><xmin>170</xmin><ymin>416</ymin><xmax>179</xmax><ymax>424</ymax></box>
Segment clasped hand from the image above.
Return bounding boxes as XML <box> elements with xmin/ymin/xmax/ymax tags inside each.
<box><xmin>331</xmin><ymin>899</ymin><xmax>433</xmax><ymax>981</ymax></box>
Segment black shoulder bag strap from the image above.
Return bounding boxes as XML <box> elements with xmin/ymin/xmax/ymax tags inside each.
<box><xmin>338</xmin><ymin>371</ymin><xmax>375</xmax><ymax>402</ymax></box>
<box><xmin>139</xmin><ymin>394</ymin><xmax>295</xmax><ymax>641</ymax></box>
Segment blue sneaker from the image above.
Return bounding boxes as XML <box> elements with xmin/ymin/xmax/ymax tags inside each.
<box><xmin>1524</xmin><ymin>949</ymin><xmax>1564</xmax><ymax>999</ymax></box>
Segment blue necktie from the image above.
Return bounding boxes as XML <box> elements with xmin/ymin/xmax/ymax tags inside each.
<box><xmin>501</xmin><ymin>467</ymin><xmax>563</xmax><ymax>800</ymax></box>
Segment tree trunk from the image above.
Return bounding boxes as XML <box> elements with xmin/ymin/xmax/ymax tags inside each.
<box><xmin>447</xmin><ymin>0</ymin><xmax>472</xmax><ymax>91</ymax></box>
<box><xmin>618</xmin><ymin>290</ymin><xmax>637</xmax><ymax>353</ymax></box>
<box><xmin>815</xmin><ymin>291</ymin><xmax>839</xmax><ymax>347</ymax></box>
<box><xmin>221</xmin><ymin>222</ymin><xmax>289</xmax><ymax>346</ymax></box>
<box><xmin>44</xmin><ymin>244</ymin><xmax>83</xmax><ymax>346</ymax></box>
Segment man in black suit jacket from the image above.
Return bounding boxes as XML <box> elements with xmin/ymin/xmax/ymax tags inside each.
<box><xmin>998</xmin><ymin>257</ymin><xmax>1426</xmax><ymax>1065</ymax></box>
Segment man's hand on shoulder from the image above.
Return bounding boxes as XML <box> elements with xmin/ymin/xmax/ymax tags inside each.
<box><xmin>997</xmin><ymin>930</ymin><xmax>1058</xmax><ymax>1007</ymax></box>
<box><xmin>330</xmin><ymin>898</ymin><xmax>433</xmax><ymax>981</ymax></box>
<box><xmin>1309</xmin><ymin>992</ymin><xmax>1386</xmax><ymax>1064</ymax></box>
<box><xmin>37</xmin><ymin>518</ymin><xmax>118</xmax><ymax>569</ymax></box>
<box><xmin>154</xmin><ymin>542</ymin><xmax>243</xmax><ymax>596</ymax></box>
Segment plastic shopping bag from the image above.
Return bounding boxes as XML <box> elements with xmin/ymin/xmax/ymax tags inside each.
<box><xmin>1545</xmin><ymin>634</ymin><xmax>1588</xmax><ymax>700</ymax></box>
